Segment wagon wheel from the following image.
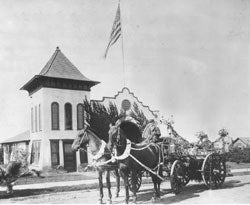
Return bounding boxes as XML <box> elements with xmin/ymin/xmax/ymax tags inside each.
<box><xmin>201</xmin><ymin>153</ymin><xmax>226</xmax><ymax>189</ymax></box>
<box><xmin>128</xmin><ymin>171</ymin><xmax>142</xmax><ymax>192</ymax></box>
<box><xmin>170</xmin><ymin>160</ymin><xmax>185</xmax><ymax>194</ymax></box>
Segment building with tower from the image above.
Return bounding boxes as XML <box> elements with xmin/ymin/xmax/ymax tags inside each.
<box><xmin>1</xmin><ymin>47</ymin><xmax>159</xmax><ymax>172</ymax></box>
<box><xmin>2</xmin><ymin>47</ymin><xmax>99</xmax><ymax>172</ymax></box>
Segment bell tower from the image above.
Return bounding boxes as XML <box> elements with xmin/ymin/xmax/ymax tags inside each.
<box><xmin>21</xmin><ymin>47</ymin><xmax>99</xmax><ymax>171</ymax></box>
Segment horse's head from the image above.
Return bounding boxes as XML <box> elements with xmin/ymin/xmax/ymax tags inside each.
<box><xmin>72</xmin><ymin>124</ymin><xmax>90</xmax><ymax>151</ymax></box>
<box><xmin>107</xmin><ymin>121</ymin><xmax>121</xmax><ymax>151</ymax></box>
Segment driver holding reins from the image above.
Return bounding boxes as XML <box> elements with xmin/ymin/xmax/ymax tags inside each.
<box><xmin>149</xmin><ymin>119</ymin><xmax>162</xmax><ymax>143</ymax></box>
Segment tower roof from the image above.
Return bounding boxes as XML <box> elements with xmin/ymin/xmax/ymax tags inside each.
<box><xmin>39</xmin><ymin>46</ymin><xmax>93</xmax><ymax>81</ymax></box>
<box><xmin>21</xmin><ymin>47</ymin><xmax>99</xmax><ymax>94</ymax></box>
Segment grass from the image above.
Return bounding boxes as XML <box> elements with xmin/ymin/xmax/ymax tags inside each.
<box><xmin>0</xmin><ymin>183</ymin><xmax>99</xmax><ymax>200</ymax></box>
<box><xmin>227</xmin><ymin>162</ymin><xmax>250</xmax><ymax>169</ymax></box>
<box><xmin>14</xmin><ymin>171</ymin><xmax>98</xmax><ymax>186</ymax></box>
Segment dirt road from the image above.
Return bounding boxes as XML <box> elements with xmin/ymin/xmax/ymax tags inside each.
<box><xmin>1</xmin><ymin>175</ymin><xmax>250</xmax><ymax>204</ymax></box>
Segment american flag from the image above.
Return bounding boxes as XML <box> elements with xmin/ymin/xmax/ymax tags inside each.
<box><xmin>104</xmin><ymin>4</ymin><xmax>121</xmax><ymax>58</ymax></box>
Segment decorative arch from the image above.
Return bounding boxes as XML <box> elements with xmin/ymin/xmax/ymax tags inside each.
<box><xmin>65</xmin><ymin>103</ymin><xmax>72</xmax><ymax>130</ymax></box>
<box><xmin>51</xmin><ymin>102</ymin><xmax>59</xmax><ymax>130</ymax></box>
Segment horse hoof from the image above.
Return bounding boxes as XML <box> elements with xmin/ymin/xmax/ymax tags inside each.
<box><xmin>151</xmin><ymin>197</ymin><xmax>160</xmax><ymax>202</ymax></box>
<box><xmin>99</xmin><ymin>199</ymin><xmax>104</xmax><ymax>204</ymax></box>
<box><xmin>107</xmin><ymin>199</ymin><xmax>112</xmax><ymax>204</ymax></box>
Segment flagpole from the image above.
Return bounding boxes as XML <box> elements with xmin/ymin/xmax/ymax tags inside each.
<box><xmin>119</xmin><ymin>0</ymin><xmax>126</xmax><ymax>88</ymax></box>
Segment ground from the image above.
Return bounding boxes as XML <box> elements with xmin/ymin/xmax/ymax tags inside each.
<box><xmin>3</xmin><ymin>162</ymin><xmax>249</xmax><ymax>186</ymax></box>
<box><xmin>0</xmin><ymin>175</ymin><xmax>250</xmax><ymax>204</ymax></box>
<box><xmin>227</xmin><ymin>162</ymin><xmax>250</xmax><ymax>169</ymax></box>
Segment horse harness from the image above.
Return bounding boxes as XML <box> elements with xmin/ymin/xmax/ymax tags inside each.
<box><xmin>110</xmin><ymin>134</ymin><xmax>164</xmax><ymax>180</ymax></box>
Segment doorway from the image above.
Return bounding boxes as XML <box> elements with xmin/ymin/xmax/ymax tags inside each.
<box><xmin>63</xmin><ymin>141</ymin><xmax>76</xmax><ymax>172</ymax></box>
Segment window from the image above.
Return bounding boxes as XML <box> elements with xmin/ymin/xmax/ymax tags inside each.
<box><xmin>39</xmin><ymin>104</ymin><xmax>42</xmax><ymax>131</ymax></box>
<box><xmin>77</xmin><ymin>104</ymin><xmax>84</xmax><ymax>130</ymax></box>
<box><xmin>35</xmin><ymin>106</ymin><xmax>38</xmax><ymax>132</ymax></box>
<box><xmin>51</xmin><ymin>102</ymin><xmax>59</xmax><ymax>130</ymax></box>
<box><xmin>50</xmin><ymin>140</ymin><xmax>60</xmax><ymax>167</ymax></box>
<box><xmin>30</xmin><ymin>140</ymin><xmax>41</xmax><ymax>165</ymax></box>
<box><xmin>31</xmin><ymin>108</ymin><xmax>34</xmax><ymax>133</ymax></box>
<box><xmin>65</xmin><ymin>103</ymin><xmax>72</xmax><ymax>130</ymax></box>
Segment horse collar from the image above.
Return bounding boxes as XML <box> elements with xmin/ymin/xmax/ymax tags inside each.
<box><xmin>92</xmin><ymin>140</ymin><xmax>106</xmax><ymax>161</ymax></box>
<box><xmin>113</xmin><ymin>139</ymin><xmax>131</xmax><ymax>161</ymax></box>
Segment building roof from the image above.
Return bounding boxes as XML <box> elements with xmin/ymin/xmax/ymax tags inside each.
<box><xmin>39</xmin><ymin>47</ymin><xmax>95</xmax><ymax>81</ymax></box>
<box><xmin>234</xmin><ymin>137</ymin><xmax>250</xmax><ymax>146</ymax></box>
<box><xmin>1</xmin><ymin>131</ymin><xmax>30</xmax><ymax>144</ymax></box>
<box><xmin>20</xmin><ymin>47</ymin><xmax>99</xmax><ymax>92</ymax></box>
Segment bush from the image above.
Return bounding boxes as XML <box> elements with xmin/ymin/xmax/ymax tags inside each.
<box><xmin>0</xmin><ymin>147</ymin><xmax>3</xmax><ymax>164</ymax></box>
<box><xmin>226</xmin><ymin>147</ymin><xmax>250</xmax><ymax>163</ymax></box>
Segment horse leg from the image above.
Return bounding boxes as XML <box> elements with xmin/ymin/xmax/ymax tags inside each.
<box><xmin>131</xmin><ymin>171</ymin><xmax>138</xmax><ymax>203</ymax></box>
<box><xmin>6</xmin><ymin>183</ymin><xmax>13</xmax><ymax>195</ymax></box>
<box><xmin>157</xmin><ymin>168</ymin><xmax>162</xmax><ymax>198</ymax></box>
<box><xmin>115</xmin><ymin>168</ymin><xmax>120</xmax><ymax>197</ymax></box>
<box><xmin>106</xmin><ymin>170</ymin><xmax>112</xmax><ymax>204</ymax></box>
<box><xmin>157</xmin><ymin>179</ymin><xmax>161</xmax><ymax>198</ymax></box>
<box><xmin>98</xmin><ymin>170</ymin><xmax>104</xmax><ymax>204</ymax></box>
<box><xmin>120</xmin><ymin>170</ymin><xmax>130</xmax><ymax>204</ymax></box>
<box><xmin>151</xmin><ymin>175</ymin><xmax>160</xmax><ymax>202</ymax></box>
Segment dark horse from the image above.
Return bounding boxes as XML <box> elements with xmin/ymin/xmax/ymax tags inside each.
<box><xmin>107</xmin><ymin>120</ymin><xmax>163</xmax><ymax>204</ymax></box>
<box><xmin>72</xmin><ymin>124</ymin><xmax>120</xmax><ymax>204</ymax></box>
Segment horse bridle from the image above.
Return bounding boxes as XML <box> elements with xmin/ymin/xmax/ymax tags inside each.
<box><xmin>116</xmin><ymin>127</ymin><xmax>121</xmax><ymax>147</ymax></box>
<box><xmin>78</xmin><ymin>129</ymin><xmax>88</xmax><ymax>152</ymax></box>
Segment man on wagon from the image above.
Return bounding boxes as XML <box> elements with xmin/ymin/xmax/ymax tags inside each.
<box><xmin>149</xmin><ymin>119</ymin><xmax>162</xmax><ymax>143</ymax></box>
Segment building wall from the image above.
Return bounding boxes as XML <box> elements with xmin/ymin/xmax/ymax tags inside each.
<box><xmin>233</xmin><ymin>140</ymin><xmax>247</xmax><ymax>149</ymax></box>
<box><xmin>29</xmin><ymin>87</ymin><xmax>90</xmax><ymax>171</ymax></box>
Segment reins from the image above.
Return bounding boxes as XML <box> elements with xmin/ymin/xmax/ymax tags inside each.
<box><xmin>129</xmin><ymin>140</ymin><xmax>164</xmax><ymax>180</ymax></box>
<box><xmin>113</xmin><ymin>127</ymin><xmax>164</xmax><ymax>180</ymax></box>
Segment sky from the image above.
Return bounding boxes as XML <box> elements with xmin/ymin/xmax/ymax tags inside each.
<box><xmin>0</xmin><ymin>0</ymin><xmax>250</xmax><ymax>142</ymax></box>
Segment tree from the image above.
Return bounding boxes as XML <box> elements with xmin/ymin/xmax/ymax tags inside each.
<box><xmin>83</xmin><ymin>99</ymin><xmax>119</xmax><ymax>142</ymax></box>
<box><xmin>83</xmin><ymin>99</ymin><xmax>149</xmax><ymax>142</ymax></box>
<box><xmin>130</xmin><ymin>102</ymin><xmax>149</xmax><ymax>132</ymax></box>
<box><xmin>0</xmin><ymin>146</ymin><xmax>3</xmax><ymax>164</ymax></box>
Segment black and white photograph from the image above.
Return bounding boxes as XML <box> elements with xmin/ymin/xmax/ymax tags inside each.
<box><xmin>0</xmin><ymin>0</ymin><xmax>250</xmax><ymax>204</ymax></box>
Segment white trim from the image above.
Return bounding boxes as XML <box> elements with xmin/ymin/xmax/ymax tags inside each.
<box><xmin>114</xmin><ymin>139</ymin><xmax>131</xmax><ymax>161</ymax></box>
<box><xmin>92</xmin><ymin>140</ymin><xmax>106</xmax><ymax>161</ymax></box>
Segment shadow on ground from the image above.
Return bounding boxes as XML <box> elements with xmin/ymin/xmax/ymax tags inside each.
<box><xmin>126</xmin><ymin>178</ymin><xmax>250</xmax><ymax>204</ymax></box>
<box><xmin>0</xmin><ymin>184</ymin><xmax>94</xmax><ymax>200</ymax></box>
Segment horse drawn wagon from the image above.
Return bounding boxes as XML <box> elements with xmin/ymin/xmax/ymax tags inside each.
<box><xmin>106</xmin><ymin>119</ymin><xmax>227</xmax><ymax>203</ymax></box>
<box><xmin>72</xmin><ymin>117</ymin><xmax>226</xmax><ymax>204</ymax></box>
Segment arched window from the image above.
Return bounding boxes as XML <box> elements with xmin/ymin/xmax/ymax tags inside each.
<box><xmin>77</xmin><ymin>104</ymin><xmax>84</xmax><ymax>130</ymax></box>
<box><xmin>51</xmin><ymin>102</ymin><xmax>59</xmax><ymax>130</ymax></box>
<box><xmin>65</xmin><ymin>103</ymin><xmax>72</xmax><ymax>130</ymax></box>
